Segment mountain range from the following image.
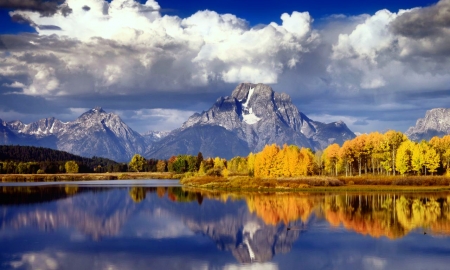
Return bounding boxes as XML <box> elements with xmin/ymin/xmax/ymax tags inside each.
<box><xmin>146</xmin><ymin>83</ymin><xmax>356</xmax><ymax>159</ymax></box>
<box><xmin>0</xmin><ymin>107</ymin><xmax>149</xmax><ymax>162</ymax></box>
<box><xmin>0</xmin><ymin>83</ymin><xmax>358</xmax><ymax>160</ymax></box>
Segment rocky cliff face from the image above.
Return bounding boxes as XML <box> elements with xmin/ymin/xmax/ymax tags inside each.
<box><xmin>405</xmin><ymin>108</ymin><xmax>450</xmax><ymax>141</ymax></box>
<box><xmin>147</xmin><ymin>83</ymin><xmax>355</xmax><ymax>159</ymax></box>
<box><xmin>1</xmin><ymin>107</ymin><xmax>148</xmax><ymax>161</ymax></box>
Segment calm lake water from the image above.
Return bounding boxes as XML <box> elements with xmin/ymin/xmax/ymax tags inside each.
<box><xmin>1</xmin><ymin>180</ymin><xmax>450</xmax><ymax>270</ymax></box>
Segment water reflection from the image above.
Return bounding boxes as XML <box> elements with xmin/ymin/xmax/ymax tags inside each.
<box><xmin>1</xmin><ymin>183</ymin><xmax>450</xmax><ymax>269</ymax></box>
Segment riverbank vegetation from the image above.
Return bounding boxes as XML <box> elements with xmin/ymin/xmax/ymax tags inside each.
<box><xmin>180</xmin><ymin>131</ymin><xmax>450</xmax><ymax>189</ymax></box>
<box><xmin>0</xmin><ymin>172</ymin><xmax>182</xmax><ymax>182</ymax></box>
<box><xmin>3</xmin><ymin>131</ymin><xmax>450</xmax><ymax>188</ymax></box>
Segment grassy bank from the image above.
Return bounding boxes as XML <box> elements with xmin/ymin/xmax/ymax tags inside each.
<box><xmin>0</xmin><ymin>172</ymin><xmax>182</xmax><ymax>182</ymax></box>
<box><xmin>180</xmin><ymin>175</ymin><xmax>450</xmax><ymax>192</ymax></box>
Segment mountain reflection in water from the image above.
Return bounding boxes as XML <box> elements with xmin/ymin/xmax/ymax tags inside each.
<box><xmin>1</xmin><ymin>183</ymin><xmax>450</xmax><ymax>269</ymax></box>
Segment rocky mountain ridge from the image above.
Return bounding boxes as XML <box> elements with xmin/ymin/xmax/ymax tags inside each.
<box><xmin>0</xmin><ymin>107</ymin><xmax>148</xmax><ymax>161</ymax></box>
<box><xmin>1</xmin><ymin>83</ymin><xmax>357</xmax><ymax>161</ymax></box>
<box><xmin>405</xmin><ymin>108</ymin><xmax>450</xmax><ymax>141</ymax></box>
<box><xmin>147</xmin><ymin>83</ymin><xmax>355</xmax><ymax>159</ymax></box>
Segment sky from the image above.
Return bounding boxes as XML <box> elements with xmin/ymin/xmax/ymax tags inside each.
<box><xmin>0</xmin><ymin>0</ymin><xmax>449</xmax><ymax>134</ymax></box>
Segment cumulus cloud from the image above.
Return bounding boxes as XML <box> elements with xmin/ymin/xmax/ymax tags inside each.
<box><xmin>1</xmin><ymin>0</ymin><xmax>450</xmax><ymax>133</ymax></box>
<box><xmin>0</xmin><ymin>0</ymin><xmax>318</xmax><ymax>98</ymax></box>
<box><xmin>2</xmin><ymin>81</ymin><xmax>25</xmax><ymax>88</ymax></box>
<box><xmin>390</xmin><ymin>0</ymin><xmax>450</xmax><ymax>39</ymax></box>
<box><xmin>328</xmin><ymin>0</ymin><xmax>450</xmax><ymax>95</ymax></box>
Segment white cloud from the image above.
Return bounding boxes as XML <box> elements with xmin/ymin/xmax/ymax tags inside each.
<box><xmin>2</xmin><ymin>81</ymin><xmax>26</xmax><ymax>88</ymax></box>
<box><xmin>332</xmin><ymin>9</ymin><xmax>401</xmax><ymax>62</ymax></box>
<box><xmin>2</xmin><ymin>0</ymin><xmax>318</xmax><ymax>97</ymax></box>
<box><xmin>328</xmin><ymin>1</ymin><xmax>450</xmax><ymax>94</ymax></box>
<box><xmin>2</xmin><ymin>0</ymin><xmax>450</xmax><ymax>134</ymax></box>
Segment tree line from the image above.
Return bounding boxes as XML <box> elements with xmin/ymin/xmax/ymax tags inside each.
<box><xmin>0</xmin><ymin>145</ymin><xmax>125</xmax><ymax>174</ymax></box>
<box><xmin>322</xmin><ymin>131</ymin><xmax>448</xmax><ymax>176</ymax></box>
<box><xmin>129</xmin><ymin>131</ymin><xmax>450</xmax><ymax>178</ymax></box>
<box><xmin>3</xmin><ymin>131</ymin><xmax>450</xmax><ymax>177</ymax></box>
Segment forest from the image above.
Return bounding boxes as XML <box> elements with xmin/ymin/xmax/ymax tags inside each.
<box><xmin>130</xmin><ymin>130</ymin><xmax>450</xmax><ymax>178</ymax></box>
<box><xmin>0</xmin><ymin>145</ymin><xmax>126</xmax><ymax>174</ymax></box>
<box><xmin>2</xmin><ymin>130</ymin><xmax>450</xmax><ymax>178</ymax></box>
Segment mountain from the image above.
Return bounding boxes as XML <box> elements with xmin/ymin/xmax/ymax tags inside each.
<box><xmin>1</xmin><ymin>107</ymin><xmax>148</xmax><ymax>161</ymax></box>
<box><xmin>147</xmin><ymin>125</ymin><xmax>250</xmax><ymax>159</ymax></box>
<box><xmin>142</xmin><ymin>130</ymin><xmax>170</xmax><ymax>143</ymax></box>
<box><xmin>405</xmin><ymin>108</ymin><xmax>450</xmax><ymax>141</ymax></box>
<box><xmin>0</xmin><ymin>118</ymin><xmax>20</xmax><ymax>145</ymax></box>
<box><xmin>147</xmin><ymin>83</ymin><xmax>355</xmax><ymax>159</ymax></box>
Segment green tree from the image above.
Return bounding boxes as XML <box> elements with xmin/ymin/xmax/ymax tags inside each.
<box><xmin>173</xmin><ymin>155</ymin><xmax>188</xmax><ymax>173</ymax></box>
<box><xmin>65</xmin><ymin>161</ymin><xmax>79</xmax><ymax>173</ymax></box>
<box><xmin>129</xmin><ymin>154</ymin><xmax>146</xmax><ymax>172</ymax></box>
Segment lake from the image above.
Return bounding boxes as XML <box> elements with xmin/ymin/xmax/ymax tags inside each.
<box><xmin>1</xmin><ymin>180</ymin><xmax>450</xmax><ymax>270</ymax></box>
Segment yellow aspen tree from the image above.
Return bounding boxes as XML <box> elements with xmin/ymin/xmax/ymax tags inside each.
<box><xmin>247</xmin><ymin>153</ymin><xmax>256</xmax><ymax>176</ymax></box>
<box><xmin>411</xmin><ymin>142</ymin><xmax>427</xmax><ymax>175</ymax></box>
<box><xmin>395</xmin><ymin>140</ymin><xmax>414</xmax><ymax>175</ymax></box>
<box><xmin>237</xmin><ymin>158</ymin><xmax>248</xmax><ymax>174</ymax></box>
<box><xmin>254</xmin><ymin>144</ymin><xmax>280</xmax><ymax>177</ymax></box>
<box><xmin>326</xmin><ymin>143</ymin><xmax>340</xmax><ymax>176</ymax></box>
<box><xmin>352</xmin><ymin>134</ymin><xmax>368</xmax><ymax>176</ymax></box>
<box><xmin>279</xmin><ymin>145</ymin><xmax>289</xmax><ymax>177</ymax></box>
<box><xmin>300</xmin><ymin>148</ymin><xmax>315</xmax><ymax>176</ymax></box>
<box><xmin>273</xmin><ymin>145</ymin><xmax>286</xmax><ymax>177</ymax></box>
<box><xmin>383</xmin><ymin>130</ymin><xmax>406</xmax><ymax>176</ymax></box>
<box><xmin>370</xmin><ymin>132</ymin><xmax>385</xmax><ymax>175</ymax></box>
<box><xmin>287</xmin><ymin>145</ymin><xmax>302</xmax><ymax>177</ymax></box>
<box><xmin>439</xmin><ymin>135</ymin><xmax>450</xmax><ymax>170</ymax></box>
<box><xmin>314</xmin><ymin>150</ymin><xmax>324</xmax><ymax>175</ymax></box>
<box><xmin>339</xmin><ymin>140</ymin><xmax>354</xmax><ymax>177</ymax></box>
<box><xmin>425</xmin><ymin>145</ymin><xmax>440</xmax><ymax>175</ymax></box>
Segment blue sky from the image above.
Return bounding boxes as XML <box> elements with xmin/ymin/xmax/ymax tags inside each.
<box><xmin>0</xmin><ymin>0</ymin><xmax>449</xmax><ymax>134</ymax></box>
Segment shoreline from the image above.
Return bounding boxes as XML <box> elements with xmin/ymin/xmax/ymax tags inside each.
<box><xmin>182</xmin><ymin>185</ymin><xmax>450</xmax><ymax>192</ymax></box>
<box><xmin>180</xmin><ymin>175</ymin><xmax>450</xmax><ymax>192</ymax></box>
<box><xmin>2</xmin><ymin>173</ymin><xmax>450</xmax><ymax>192</ymax></box>
<box><xmin>0</xmin><ymin>172</ymin><xmax>182</xmax><ymax>182</ymax></box>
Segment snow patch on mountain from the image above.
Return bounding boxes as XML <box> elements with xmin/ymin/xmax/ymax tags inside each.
<box><xmin>242</xmin><ymin>108</ymin><xmax>261</xmax><ymax>125</ymax></box>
